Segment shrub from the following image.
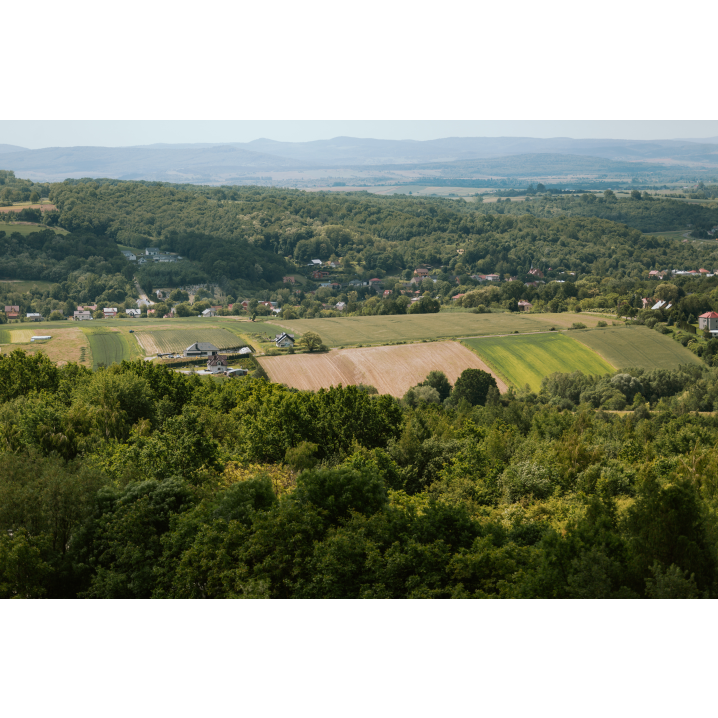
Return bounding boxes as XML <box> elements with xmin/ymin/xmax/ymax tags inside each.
<box><xmin>597</xmin><ymin>320</ymin><xmax>608</xmax><ymax>327</ymax></box>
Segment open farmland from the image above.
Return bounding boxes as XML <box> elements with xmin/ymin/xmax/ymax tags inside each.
<box><xmin>273</xmin><ymin>313</ymin><xmax>552</xmax><ymax>347</ymax></box>
<box><xmin>258</xmin><ymin>340</ymin><xmax>507</xmax><ymax>396</ymax></box>
<box><xmin>0</xmin><ymin>326</ymin><xmax>90</xmax><ymax>366</ymax></box>
<box><xmin>133</xmin><ymin>327</ymin><xmax>246</xmax><ymax>355</ymax></box>
<box><xmin>87</xmin><ymin>332</ymin><xmax>131</xmax><ymax>368</ymax></box>
<box><xmin>463</xmin><ymin>333</ymin><xmax>613</xmax><ymax>391</ymax></box>
<box><xmin>572</xmin><ymin>326</ymin><xmax>703</xmax><ymax>370</ymax></box>
<box><xmin>8</xmin><ymin>328</ymin><xmax>38</xmax><ymax>343</ymax></box>
<box><xmin>0</xmin><ymin>222</ymin><xmax>68</xmax><ymax>236</ymax></box>
<box><xmin>271</xmin><ymin>312</ymin><xmax>610</xmax><ymax>348</ymax></box>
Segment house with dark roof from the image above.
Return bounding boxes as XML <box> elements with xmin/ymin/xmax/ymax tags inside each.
<box><xmin>185</xmin><ymin>342</ymin><xmax>220</xmax><ymax>357</ymax></box>
<box><xmin>207</xmin><ymin>355</ymin><xmax>228</xmax><ymax>373</ymax></box>
<box><xmin>275</xmin><ymin>332</ymin><xmax>295</xmax><ymax>348</ymax></box>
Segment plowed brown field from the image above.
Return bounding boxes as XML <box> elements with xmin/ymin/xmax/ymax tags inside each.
<box><xmin>258</xmin><ymin>340</ymin><xmax>507</xmax><ymax>396</ymax></box>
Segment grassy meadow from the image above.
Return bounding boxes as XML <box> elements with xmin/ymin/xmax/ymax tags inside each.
<box><xmin>0</xmin><ymin>222</ymin><xmax>68</xmax><ymax>236</ymax></box>
<box><xmin>463</xmin><ymin>333</ymin><xmax>613</xmax><ymax>391</ymax></box>
<box><xmin>270</xmin><ymin>312</ymin><xmax>611</xmax><ymax>348</ymax></box>
<box><xmin>0</xmin><ymin>279</ymin><xmax>56</xmax><ymax>292</ymax></box>
<box><xmin>573</xmin><ymin>326</ymin><xmax>703</xmax><ymax>370</ymax></box>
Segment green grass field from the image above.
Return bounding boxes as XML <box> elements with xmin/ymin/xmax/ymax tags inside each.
<box><xmin>87</xmin><ymin>332</ymin><xmax>131</xmax><ymax>368</ymax></box>
<box><xmin>133</xmin><ymin>327</ymin><xmax>246</xmax><ymax>355</ymax></box>
<box><xmin>0</xmin><ymin>222</ymin><xmax>68</xmax><ymax>236</ymax></box>
<box><xmin>573</xmin><ymin>326</ymin><xmax>703</xmax><ymax>370</ymax></box>
<box><xmin>463</xmin><ymin>333</ymin><xmax>614</xmax><ymax>391</ymax></box>
<box><xmin>271</xmin><ymin>313</ymin><xmax>555</xmax><ymax>347</ymax></box>
<box><xmin>0</xmin><ymin>329</ymin><xmax>11</xmax><ymax>344</ymax></box>
<box><xmin>0</xmin><ymin>279</ymin><xmax>56</xmax><ymax>292</ymax></box>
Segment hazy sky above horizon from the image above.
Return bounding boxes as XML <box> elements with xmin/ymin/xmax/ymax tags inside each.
<box><xmin>2</xmin><ymin>121</ymin><xmax>717</xmax><ymax>149</ymax></box>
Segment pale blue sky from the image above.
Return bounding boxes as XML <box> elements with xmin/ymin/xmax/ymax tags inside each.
<box><xmin>2</xmin><ymin>121</ymin><xmax>717</xmax><ymax>149</ymax></box>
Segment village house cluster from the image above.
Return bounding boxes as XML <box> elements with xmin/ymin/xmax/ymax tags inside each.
<box><xmin>121</xmin><ymin>247</ymin><xmax>184</xmax><ymax>264</ymax></box>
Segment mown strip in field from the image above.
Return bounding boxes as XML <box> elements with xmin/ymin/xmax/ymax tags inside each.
<box><xmin>572</xmin><ymin>326</ymin><xmax>703</xmax><ymax>370</ymax></box>
<box><xmin>463</xmin><ymin>333</ymin><xmax>613</xmax><ymax>391</ymax></box>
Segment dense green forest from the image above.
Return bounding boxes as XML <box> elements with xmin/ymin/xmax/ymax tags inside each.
<box><xmin>480</xmin><ymin>189</ymin><xmax>718</xmax><ymax>235</ymax></box>
<box><xmin>1</xmin><ymin>351</ymin><xmax>717</xmax><ymax>599</ymax></box>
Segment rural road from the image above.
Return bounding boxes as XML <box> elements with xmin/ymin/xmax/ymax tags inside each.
<box><xmin>134</xmin><ymin>277</ymin><xmax>154</xmax><ymax>307</ymax></box>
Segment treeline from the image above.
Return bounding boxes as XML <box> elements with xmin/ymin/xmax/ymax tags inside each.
<box><xmin>479</xmin><ymin>190</ymin><xmax>718</xmax><ymax>235</ymax></box>
<box><xmin>45</xmin><ymin>179</ymin><xmax>718</xmax><ymax>284</ymax></box>
<box><xmin>0</xmin><ymin>170</ymin><xmax>51</xmax><ymax>205</ymax></box>
<box><xmin>1</xmin><ymin>350</ymin><xmax>717</xmax><ymax>599</ymax></box>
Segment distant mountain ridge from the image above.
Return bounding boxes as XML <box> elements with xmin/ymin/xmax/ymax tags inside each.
<box><xmin>1</xmin><ymin>135</ymin><xmax>717</xmax><ymax>184</ymax></box>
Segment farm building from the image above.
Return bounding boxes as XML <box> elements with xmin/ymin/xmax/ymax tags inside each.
<box><xmin>207</xmin><ymin>355</ymin><xmax>228</xmax><ymax>373</ymax></box>
<box><xmin>185</xmin><ymin>342</ymin><xmax>220</xmax><ymax>358</ymax></box>
<box><xmin>699</xmin><ymin>312</ymin><xmax>718</xmax><ymax>332</ymax></box>
<box><xmin>414</xmin><ymin>268</ymin><xmax>429</xmax><ymax>278</ymax></box>
<box><xmin>103</xmin><ymin>308</ymin><xmax>118</xmax><ymax>318</ymax></box>
<box><xmin>226</xmin><ymin>367</ymin><xmax>249</xmax><ymax>377</ymax></box>
<box><xmin>73</xmin><ymin>311</ymin><xmax>93</xmax><ymax>321</ymax></box>
<box><xmin>202</xmin><ymin>308</ymin><xmax>217</xmax><ymax>317</ymax></box>
<box><xmin>275</xmin><ymin>332</ymin><xmax>295</xmax><ymax>348</ymax></box>
<box><xmin>27</xmin><ymin>313</ymin><xmax>44</xmax><ymax>321</ymax></box>
<box><xmin>121</xmin><ymin>250</ymin><xmax>137</xmax><ymax>261</ymax></box>
<box><xmin>125</xmin><ymin>308</ymin><xmax>141</xmax><ymax>317</ymax></box>
<box><xmin>145</xmin><ymin>247</ymin><xmax>160</xmax><ymax>256</ymax></box>
<box><xmin>31</xmin><ymin>335</ymin><xmax>51</xmax><ymax>342</ymax></box>
<box><xmin>4</xmin><ymin>305</ymin><xmax>20</xmax><ymax>319</ymax></box>
<box><xmin>518</xmin><ymin>300</ymin><xmax>533</xmax><ymax>311</ymax></box>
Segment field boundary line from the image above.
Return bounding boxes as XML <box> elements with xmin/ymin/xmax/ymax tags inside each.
<box><xmin>460</xmin><ymin>340</ymin><xmax>514</xmax><ymax>390</ymax></box>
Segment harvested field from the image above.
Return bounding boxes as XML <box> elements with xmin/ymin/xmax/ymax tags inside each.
<box><xmin>258</xmin><ymin>340</ymin><xmax>507</xmax><ymax>396</ymax></box>
<box><xmin>133</xmin><ymin>328</ymin><xmax>246</xmax><ymax>355</ymax></box>
<box><xmin>464</xmin><ymin>333</ymin><xmax>613</xmax><ymax>392</ymax></box>
<box><xmin>572</xmin><ymin>326</ymin><xmax>703</xmax><ymax>370</ymax></box>
<box><xmin>0</xmin><ymin>327</ymin><xmax>90</xmax><ymax>367</ymax></box>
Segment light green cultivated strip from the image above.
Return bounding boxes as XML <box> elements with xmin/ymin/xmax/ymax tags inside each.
<box><xmin>87</xmin><ymin>332</ymin><xmax>130</xmax><ymax>369</ymax></box>
<box><xmin>0</xmin><ymin>329</ymin><xmax>11</xmax><ymax>344</ymax></box>
<box><xmin>272</xmin><ymin>313</ymin><xmax>548</xmax><ymax>348</ymax></box>
<box><xmin>463</xmin><ymin>333</ymin><xmax>613</xmax><ymax>392</ymax></box>
<box><xmin>571</xmin><ymin>326</ymin><xmax>703</xmax><ymax>371</ymax></box>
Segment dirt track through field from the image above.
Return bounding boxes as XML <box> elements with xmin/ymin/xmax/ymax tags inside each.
<box><xmin>258</xmin><ymin>341</ymin><xmax>508</xmax><ymax>396</ymax></box>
